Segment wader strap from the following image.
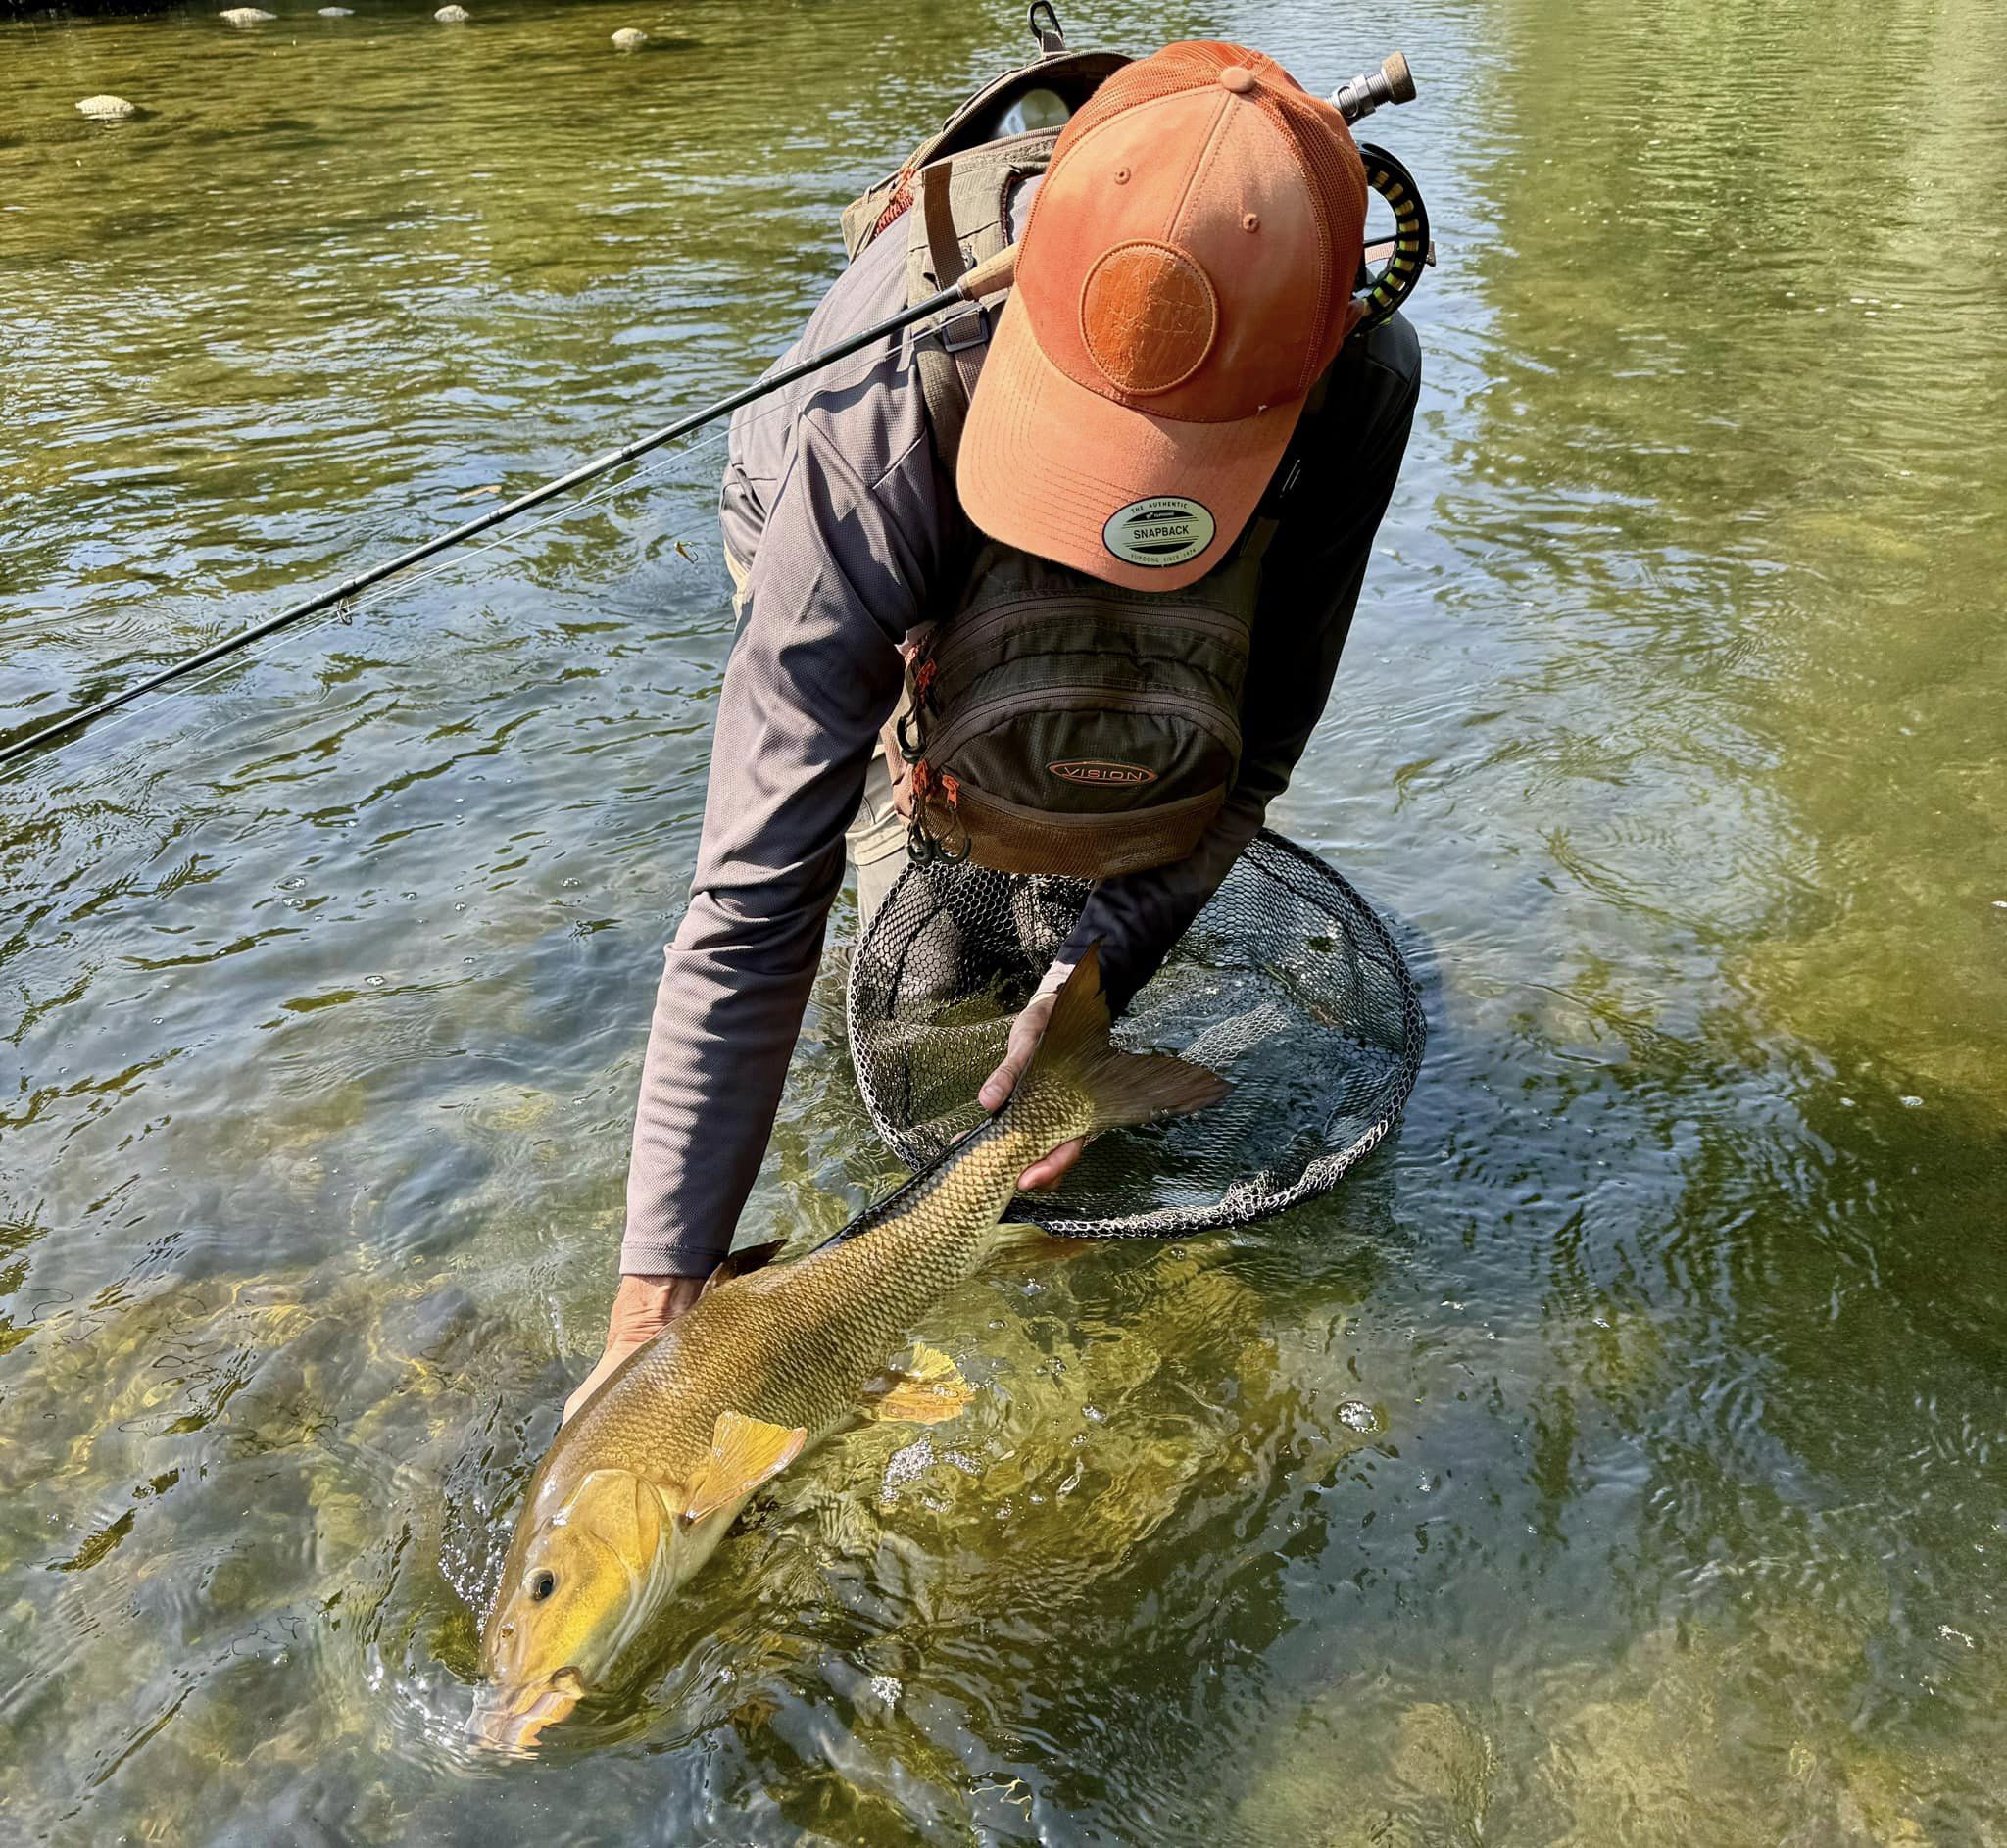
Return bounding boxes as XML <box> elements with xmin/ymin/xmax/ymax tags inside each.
<box><xmin>1236</xmin><ymin>515</ymin><xmax>1281</xmax><ymax>567</ymax></box>
<box><xmin>1241</xmin><ymin>365</ymin><xmax>1335</xmax><ymax>560</ymax></box>
<box><xmin>911</xmin><ymin>157</ymin><xmax>983</xmax><ymax>473</ymax></box>
<box><xmin>910</xmin><ymin>148</ymin><xmax>1051</xmax><ymax>472</ymax></box>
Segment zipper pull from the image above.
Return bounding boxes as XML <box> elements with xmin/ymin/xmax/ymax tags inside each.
<box><xmin>933</xmin><ymin>771</ymin><xmax>972</xmax><ymax>863</ymax></box>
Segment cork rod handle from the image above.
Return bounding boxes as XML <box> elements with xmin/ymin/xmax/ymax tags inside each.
<box><xmin>957</xmin><ymin>245</ymin><xmax>1020</xmax><ymax>302</ymax></box>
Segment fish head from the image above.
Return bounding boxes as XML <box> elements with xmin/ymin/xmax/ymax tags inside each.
<box><xmin>470</xmin><ymin>1466</ymin><xmax>685</xmax><ymax>1752</ymax></box>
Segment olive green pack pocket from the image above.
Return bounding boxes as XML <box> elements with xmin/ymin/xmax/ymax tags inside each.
<box><xmin>899</xmin><ymin>541</ymin><xmax>1261</xmax><ymax>878</ymax></box>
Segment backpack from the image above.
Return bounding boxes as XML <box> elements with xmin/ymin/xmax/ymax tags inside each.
<box><xmin>839</xmin><ymin>21</ymin><xmax>1130</xmax><ymax>472</ymax></box>
<box><xmin>840</xmin><ymin>12</ymin><xmax>1271</xmax><ymax>881</ymax></box>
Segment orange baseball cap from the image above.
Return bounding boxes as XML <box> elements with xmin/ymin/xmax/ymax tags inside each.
<box><xmin>958</xmin><ymin>41</ymin><xmax>1369</xmax><ymax>592</ymax></box>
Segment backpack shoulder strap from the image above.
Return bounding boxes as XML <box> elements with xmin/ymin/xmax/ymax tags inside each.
<box><xmin>905</xmin><ymin>134</ymin><xmax>1056</xmax><ymax>470</ymax></box>
<box><xmin>840</xmin><ymin>45</ymin><xmax>1131</xmax><ymax>470</ymax></box>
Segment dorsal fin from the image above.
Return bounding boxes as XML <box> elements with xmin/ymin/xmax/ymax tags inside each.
<box><xmin>700</xmin><ymin>1239</ymin><xmax>788</xmax><ymax>1298</ymax></box>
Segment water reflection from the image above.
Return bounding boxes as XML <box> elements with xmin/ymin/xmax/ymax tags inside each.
<box><xmin>3</xmin><ymin>0</ymin><xmax>2006</xmax><ymax>1840</ymax></box>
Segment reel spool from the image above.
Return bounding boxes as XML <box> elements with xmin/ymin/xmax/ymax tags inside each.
<box><xmin>1333</xmin><ymin>52</ymin><xmax>1433</xmax><ymax>332</ymax></box>
<box><xmin>1353</xmin><ymin>143</ymin><xmax>1431</xmax><ymax>328</ymax></box>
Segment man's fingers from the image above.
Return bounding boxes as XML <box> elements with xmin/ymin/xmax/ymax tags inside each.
<box><xmin>1016</xmin><ymin>1136</ymin><xmax>1085</xmax><ymax>1191</ymax></box>
<box><xmin>563</xmin><ymin>1347</ymin><xmax>623</xmax><ymax>1425</ymax></box>
<box><xmin>979</xmin><ymin>1036</ymin><xmax>1034</xmax><ymax>1110</ymax></box>
<box><xmin>980</xmin><ymin>995</ymin><xmax>1059</xmax><ymax>1111</ymax></box>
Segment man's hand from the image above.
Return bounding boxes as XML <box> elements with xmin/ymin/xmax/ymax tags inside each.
<box><xmin>563</xmin><ymin>1272</ymin><xmax>706</xmax><ymax>1424</ymax></box>
<box><xmin>977</xmin><ymin>959</ymin><xmax>1084</xmax><ymax>1191</ymax></box>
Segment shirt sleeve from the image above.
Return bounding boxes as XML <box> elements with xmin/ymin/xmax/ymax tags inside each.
<box><xmin>618</xmin><ymin>405</ymin><xmax>941</xmax><ymax>1277</ymax></box>
<box><xmin>1060</xmin><ymin>313</ymin><xmax>1422</xmax><ymax>1013</ymax></box>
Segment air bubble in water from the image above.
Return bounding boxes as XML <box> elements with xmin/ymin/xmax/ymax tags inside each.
<box><xmin>882</xmin><ymin>1439</ymin><xmax>932</xmax><ymax>1491</ymax></box>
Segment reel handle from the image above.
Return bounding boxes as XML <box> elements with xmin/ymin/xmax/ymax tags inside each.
<box><xmin>1332</xmin><ymin>52</ymin><xmax>1415</xmax><ymax>124</ymax></box>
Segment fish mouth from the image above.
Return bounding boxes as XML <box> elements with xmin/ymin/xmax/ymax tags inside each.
<box><xmin>465</xmin><ymin>1673</ymin><xmax>585</xmax><ymax>1754</ymax></box>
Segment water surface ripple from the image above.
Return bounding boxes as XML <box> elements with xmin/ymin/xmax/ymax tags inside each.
<box><xmin>2</xmin><ymin>0</ymin><xmax>2004</xmax><ymax>1842</ymax></box>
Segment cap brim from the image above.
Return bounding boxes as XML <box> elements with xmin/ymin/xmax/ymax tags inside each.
<box><xmin>957</xmin><ymin>292</ymin><xmax>1304</xmax><ymax>593</ymax></box>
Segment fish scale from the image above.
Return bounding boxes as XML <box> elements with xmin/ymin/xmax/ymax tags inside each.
<box><xmin>563</xmin><ymin>1097</ymin><xmax>1083</xmax><ymax>1483</ymax></box>
<box><xmin>473</xmin><ymin>948</ymin><xmax>1228</xmax><ymax>1749</ymax></box>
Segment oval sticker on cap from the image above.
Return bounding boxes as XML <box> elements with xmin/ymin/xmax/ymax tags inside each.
<box><xmin>1102</xmin><ymin>497</ymin><xmax>1216</xmax><ymax>569</ymax></box>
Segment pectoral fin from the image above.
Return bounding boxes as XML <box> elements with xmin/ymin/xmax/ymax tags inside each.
<box><xmin>682</xmin><ymin>1411</ymin><xmax>808</xmax><ymax>1523</ymax></box>
<box><xmin>869</xmin><ymin>1342</ymin><xmax>974</xmax><ymax>1426</ymax></box>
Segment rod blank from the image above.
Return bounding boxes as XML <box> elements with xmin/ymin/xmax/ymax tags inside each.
<box><xmin>0</xmin><ymin>278</ymin><xmax>971</xmax><ymax>774</ymax></box>
<box><xmin>3</xmin><ymin>201</ymin><xmax>1411</xmax><ymax>776</ymax></box>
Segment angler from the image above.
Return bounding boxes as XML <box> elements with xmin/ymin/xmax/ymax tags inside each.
<box><xmin>571</xmin><ymin>19</ymin><xmax>1427</xmax><ymax>1407</ymax></box>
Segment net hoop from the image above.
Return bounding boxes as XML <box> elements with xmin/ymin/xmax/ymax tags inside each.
<box><xmin>845</xmin><ymin>829</ymin><xmax>1426</xmax><ymax>1238</ymax></box>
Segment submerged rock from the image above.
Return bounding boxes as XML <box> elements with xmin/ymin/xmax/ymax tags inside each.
<box><xmin>611</xmin><ymin>27</ymin><xmax>647</xmax><ymax>49</ymax></box>
<box><xmin>220</xmin><ymin>6</ymin><xmax>275</xmax><ymax>21</ymax></box>
<box><xmin>434</xmin><ymin>4</ymin><xmax>470</xmax><ymax>19</ymax></box>
<box><xmin>318</xmin><ymin>5</ymin><xmax>354</xmax><ymax>13</ymax></box>
<box><xmin>75</xmin><ymin>95</ymin><xmax>138</xmax><ymax>120</ymax></box>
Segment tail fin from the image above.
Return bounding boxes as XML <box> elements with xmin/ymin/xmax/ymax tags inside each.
<box><xmin>1022</xmin><ymin>946</ymin><xmax>1230</xmax><ymax>1135</ymax></box>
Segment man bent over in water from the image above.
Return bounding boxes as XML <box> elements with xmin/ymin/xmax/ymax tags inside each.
<box><xmin>568</xmin><ymin>39</ymin><xmax>1421</xmax><ymax>1416</ymax></box>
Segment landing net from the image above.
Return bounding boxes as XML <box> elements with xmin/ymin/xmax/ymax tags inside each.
<box><xmin>846</xmin><ymin>829</ymin><xmax>1426</xmax><ymax>1237</ymax></box>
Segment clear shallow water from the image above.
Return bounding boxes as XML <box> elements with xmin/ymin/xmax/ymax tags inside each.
<box><xmin>2</xmin><ymin>0</ymin><xmax>2004</xmax><ymax>1841</ymax></box>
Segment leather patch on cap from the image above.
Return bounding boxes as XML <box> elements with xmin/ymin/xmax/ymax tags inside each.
<box><xmin>1079</xmin><ymin>241</ymin><xmax>1219</xmax><ymax>396</ymax></box>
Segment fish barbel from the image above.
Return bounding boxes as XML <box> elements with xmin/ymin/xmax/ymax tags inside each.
<box><xmin>470</xmin><ymin>948</ymin><xmax>1227</xmax><ymax>1750</ymax></box>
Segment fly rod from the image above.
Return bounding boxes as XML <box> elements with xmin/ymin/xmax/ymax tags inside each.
<box><xmin>3</xmin><ymin>39</ymin><xmax>1423</xmax><ymax>782</ymax></box>
<box><xmin>0</xmin><ymin>248</ymin><xmax>1023</xmax><ymax>775</ymax></box>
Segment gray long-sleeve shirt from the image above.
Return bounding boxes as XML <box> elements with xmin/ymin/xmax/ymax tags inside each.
<box><xmin>619</xmin><ymin>210</ymin><xmax>1420</xmax><ymax>1277</ymax></box>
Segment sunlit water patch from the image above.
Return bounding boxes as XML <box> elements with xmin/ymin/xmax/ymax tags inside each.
<box><xmin>3</xmin><ymin>0</ymin><xmax>2005</xmax><ymax>1842</ymax></box>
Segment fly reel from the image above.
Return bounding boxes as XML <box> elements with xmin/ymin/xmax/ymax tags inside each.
<box><xmin>1334</xmin><ymin>53</ymin><xmax>1433</xmax><ymax>330</ymax></box>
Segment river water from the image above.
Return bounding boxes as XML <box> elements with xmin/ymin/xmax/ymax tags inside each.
<box><xmin>2</xmin><ymin>0</ymin><xmax>2003</xmax><ymax>1841</ymax></box>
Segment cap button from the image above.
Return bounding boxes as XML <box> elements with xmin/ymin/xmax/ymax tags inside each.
<box><xmin>1218</xmin><ymin>65</ymin><xmax>1257</xmax><ymax>94</ymax></box>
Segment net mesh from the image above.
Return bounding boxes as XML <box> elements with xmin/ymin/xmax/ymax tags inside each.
<box><xmin>846</xmin><ymin>829</ymin><xmax>1425</xmax><ymax>1237</ymax></box>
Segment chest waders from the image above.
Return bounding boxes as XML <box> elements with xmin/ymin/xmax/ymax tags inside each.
<box><xmin>843</xmin><ymin>13</ymin><xmax>1432</xmax><ymax>1243</ymax></box>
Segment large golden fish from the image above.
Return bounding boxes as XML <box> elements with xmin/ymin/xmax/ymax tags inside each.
<box><xmin>470</xmin><ymin>948</ymin><xmax>1226</xmax><ymax>1749</ymax></box>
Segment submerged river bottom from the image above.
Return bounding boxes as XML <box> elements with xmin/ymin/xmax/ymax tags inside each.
<box><xmin>2</xmin><ymin>0</ymin><xmax>2004</xmax><ymax>1842</ymax></box>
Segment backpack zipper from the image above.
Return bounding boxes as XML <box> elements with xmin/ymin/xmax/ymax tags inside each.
<box><xmin>928</xmin><ymin>594</ymin><xmax>1252</xmax><ymax>676</ymax></box>
<box><xmin>921</xmin><ymin>683</ymin><xmax>1244</xmax><ymax>767</ymax></box>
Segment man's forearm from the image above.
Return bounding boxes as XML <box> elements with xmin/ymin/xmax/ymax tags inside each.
<box><xmin>618</xmin><ymin>865</ymin><xmax>841</xmax><ymax>1276</ymax></box>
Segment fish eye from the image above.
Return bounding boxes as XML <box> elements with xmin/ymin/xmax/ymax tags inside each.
<box><xmin>528</xmin><ymin>1569</ymin><xmax>558</xmax><ymax>1601</ymax></box>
